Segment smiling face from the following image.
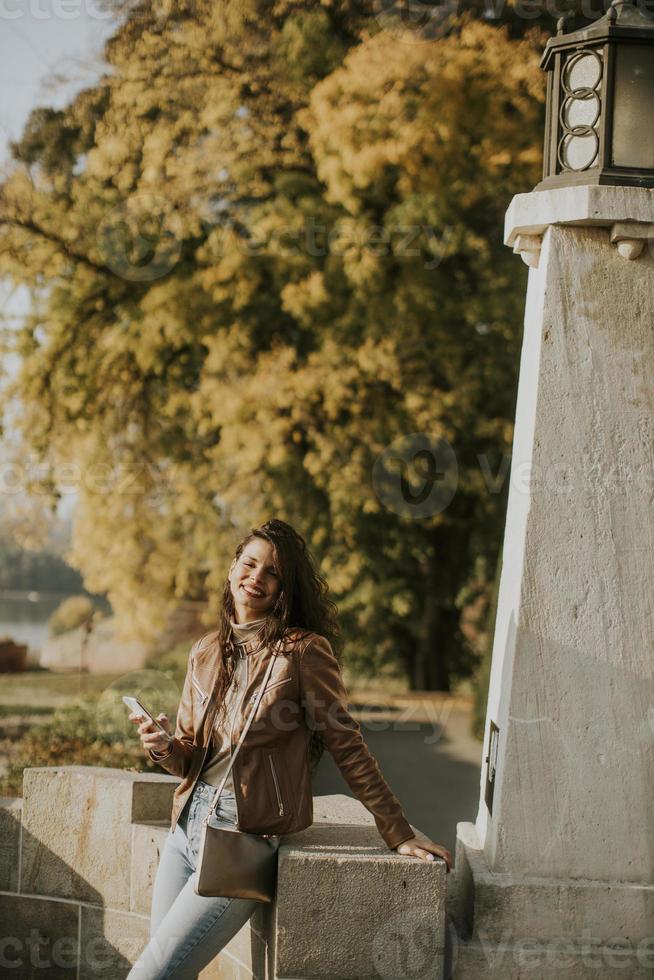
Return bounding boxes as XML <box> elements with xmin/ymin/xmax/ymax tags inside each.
<box><xmin>228</xmin><ymin>537</ymin><xmax>282</xmax><ymax>624</ymax></box>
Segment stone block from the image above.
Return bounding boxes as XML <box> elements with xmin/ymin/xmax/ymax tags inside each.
<box><xmin>450</xmin><ymin>936</ymin><xmax>654</xmax><ymax>980</ymax></box>
<box><xmin>79</xmin><ymin>906</ymin><xmax>149</xmax><ymax>979</ymax></box>
<box><xmin>130</xmin><ymin>777</ymin><xmax>178</xmax><ymax>825</ymax></box>
<box><xmin>0</xmin><ymin>893</ymin><xmax>79</xmax><ymax>978</ymax></box>
<box><xmin>198</xmin><ymin>908</ymin><xmax>271</xmax><ymax>979</ymax></box>
<box><xmin>450</xmin><ymin>822</ymin><xmax>654</xmax><ymax>947</ymax></box>
<box><xmin>20</xmin><ymin>767</ymin><xmax>177</xmax><ymax>908</ymax></box>
<box><xmin>274</xmin><ymin>843</ymin><xmax>446</xmax><ymax>979</ymax></box>
<box><xmin>0</xmin><ymin>797</ymin><xmax>22</xmax><ymax>892</ymax></box>
<box><xmin>130</xmin><ymin>822</ymin><xmax>170</xmax><ymax>915</ymax></box>
<box><xmin>311</xmin><ymin>793</ymin><xmax>384</xmax><ymax>827</ymax></box>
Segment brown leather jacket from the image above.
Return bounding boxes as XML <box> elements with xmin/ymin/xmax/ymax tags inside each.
<box><xmin>148</xmin><ymin>628</ymin><xmax>415</xmax><ymax>850</ymax></box>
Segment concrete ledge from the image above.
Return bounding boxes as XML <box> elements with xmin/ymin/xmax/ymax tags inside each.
<box><xmin>2</xmin><ymin>768</ymin><xmax>447</xmax><ymax>979</ymax></box>
<box><xmin>284</xmin><ymin>792</ymin><xmax>417</xmax><ymax>848</ymax></box>
<box><xmin>504</xmin><ymin>185</ymin><xmax>654</xmax><ymax>247</ymax></box>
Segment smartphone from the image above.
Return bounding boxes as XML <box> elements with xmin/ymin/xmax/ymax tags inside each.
<box><xmin>122</xmin><ymin>695</ymin><xmax>169</xmax><ymax>734</ymax></box>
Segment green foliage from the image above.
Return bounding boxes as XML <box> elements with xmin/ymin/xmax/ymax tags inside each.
<box><xmin>0</xmin><ymin>670</ymin><xmax>124</xmax><ymax>703</ymax></box>
<box><xmin>274</xmin><ymin>8</ymin><xmax>347</xmax><ymax>84</ymax></box>
<box><xmin>48</xmin><ymin>595</ymin><xmax>95</xmax><ymax>636</ymax></box>
<box><xmin>471</xmin><ymin>549</ymin><xmax>503</xmax><ymax>739</ymax></box>
<box><xmin>0</xmin><ymin>0</ymin><xmax>547</xmax><ymax>692</ymax></box>
<box><xmin>0</xmin><ymin>695</ymin><xmax>159</xmax><ymax>798</ymax></box>
<box><xmin>472</xmin><ymin>639</ymin><xmax>493</xmax><ymax>741</ymax></box>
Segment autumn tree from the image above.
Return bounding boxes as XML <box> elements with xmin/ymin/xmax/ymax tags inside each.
<box><xmin>0</xmin><ymin>0</ymin><xmax>545</xmax><ymax>686</ymax></box>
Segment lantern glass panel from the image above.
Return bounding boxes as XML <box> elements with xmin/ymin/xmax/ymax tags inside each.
<box><xmin>560</xmin><ymin>131</ymin><xmax>599</xmax><ymax>170</ymax></box>
<box><xmin>561</xmin><ymin>92</ymin><xmax>600</xmax><ymax>130</ymax></box>
<box><xmin>565</xmin><ymin>51</ymin><xmax>602</xmax><ymax>91</ymax></box>
<box><xmin>611</xmin><ymin>44</ymin><xmax>654</xmax><ymax>169</ymax></box>
<box><xmin>558</xmin><ymin>49</ymin><xmax>603</xmax><ymax>173</ymax></box>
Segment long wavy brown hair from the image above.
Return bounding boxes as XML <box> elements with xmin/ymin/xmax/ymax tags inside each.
<box><xmin>208</xmin><ymin>518</ymin><xmax>343</xmax><ymax>775</ymax></box>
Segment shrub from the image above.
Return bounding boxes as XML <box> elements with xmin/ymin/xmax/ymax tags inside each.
<box><xmin>48</xmin><ymin>595</ymin><xmax>96</xmax><ymax>637</ymax></box>
<box><xmin>0</xmin><ymin>695</ymin><xmax>162</xmax><ymax>798</ymax></box>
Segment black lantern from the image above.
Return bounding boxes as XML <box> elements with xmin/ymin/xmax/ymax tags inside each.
<box><xmin>537</xmin><ymin>0</ymin><xmax>654</xmax><ymax>190</ymax></box>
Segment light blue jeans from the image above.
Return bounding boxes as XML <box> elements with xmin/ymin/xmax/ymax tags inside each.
<box><xmin>127</xmin><ymin>780</ymin><xmax>281</xmax><ymax>979</ymax></box>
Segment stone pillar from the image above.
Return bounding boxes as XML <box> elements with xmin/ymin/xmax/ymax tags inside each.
<box><xmin>449</xmin><ymin>186</ymin><xmax>654</xmax><ymax>979</ymax></box>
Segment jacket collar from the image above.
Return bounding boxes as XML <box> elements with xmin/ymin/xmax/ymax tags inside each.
<box><xmin>233</xmin><ymin>627</ymin><xmax>311</xmax><ymax>658</ymax></box>
<box><xmin>236</xmin><ymin>635</ymin><xmax>267</xmax><ymax>656</ymax></box>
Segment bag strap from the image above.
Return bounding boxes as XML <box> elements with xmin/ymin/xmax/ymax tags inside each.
<box><xmin>207</xmin><ymin>642</ymin><xmax>280</xmax><ymax>818</ymax></box>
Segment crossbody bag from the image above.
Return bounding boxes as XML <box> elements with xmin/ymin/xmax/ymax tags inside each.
<box><xmin>194</xmin><ymin>644</ymin><xmax>280</xmax><ymax>902</ymax></box>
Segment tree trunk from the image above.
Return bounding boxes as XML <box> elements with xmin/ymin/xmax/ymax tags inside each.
<box><xmin>413</xmin><ymin>533</ymin><xmax>453</xmax><ymax>692</ymax></box>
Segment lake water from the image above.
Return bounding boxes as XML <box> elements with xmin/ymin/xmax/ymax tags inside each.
<box><xmin>0</xmin><ymin>591</ymin><xmax>111</xmax><ymax>664</ymax></box>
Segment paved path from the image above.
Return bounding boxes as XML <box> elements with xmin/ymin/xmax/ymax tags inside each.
<box><xmin>312</xmin><ymin>693</ymin><xmax>483</xmax><ymax>856</ymax></box>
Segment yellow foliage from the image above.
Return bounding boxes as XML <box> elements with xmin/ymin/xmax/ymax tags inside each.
<box><xmin>0</xmin><ymin>1</ymin><xmax>544</xmax><ymax>676</ymax></box>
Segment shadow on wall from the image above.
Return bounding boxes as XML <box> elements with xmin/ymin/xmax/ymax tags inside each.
<box><xmin>0</xmin><ymin>825</ymin><xmax>133</xmax><ymax>977</ymax></box>
<box><xmin>0</xmin><ymin>768</ymin><xmax>172</xmax><ymax>978</ymax></box>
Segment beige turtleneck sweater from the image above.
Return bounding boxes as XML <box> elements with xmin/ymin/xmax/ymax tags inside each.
<box><xmin>199</xmin><ymin>616</ymin><xmax>267</xmax><ymax>793</ymax></box>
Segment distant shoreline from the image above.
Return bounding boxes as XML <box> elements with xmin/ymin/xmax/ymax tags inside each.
<box><xmin>0</xmin><ymin>590</ymin><xmax>109</xmax><ymax>603</ymax></box>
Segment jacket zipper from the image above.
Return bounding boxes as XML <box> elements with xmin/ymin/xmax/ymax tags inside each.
<box><xmin>191</xmin><ymin>672</ymin><xmax>209</xmax><ymax>704</ymax></box>
<box><xmin>248</xmin><ymin>676</ymin><xmax>290</xmax><ymax>705</ymax></box>
<box><xmin>268</xmin><ymin>753</ymin><xmax>284</xmax><ymax>816</ymax></box>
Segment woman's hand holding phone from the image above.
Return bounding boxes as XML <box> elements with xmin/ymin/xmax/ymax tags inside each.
<box><xmin>128</xmin><ymin>710</ymin><xmax>173</xmax><ymax>754</ymax></box>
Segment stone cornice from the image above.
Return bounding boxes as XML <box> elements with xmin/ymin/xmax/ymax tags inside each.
<box><xmin>505</xmin><ymin>185</ymin><xmax>654</xmax><ymax>266</ymax></box>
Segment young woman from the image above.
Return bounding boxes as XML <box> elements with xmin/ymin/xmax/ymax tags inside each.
<box><xmin>128</xmin><ymin>518</ymin><xmax>452</xmax><ymax>979</ymax></box>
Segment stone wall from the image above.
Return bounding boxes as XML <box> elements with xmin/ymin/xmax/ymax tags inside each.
<box><xmin>0</xmin><ymin>767</ymin><xmax>447</xmax><ymax>979</ymax></box>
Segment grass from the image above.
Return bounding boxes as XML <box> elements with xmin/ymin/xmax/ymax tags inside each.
<box><xmin>0</xmin><ymin>704</ymin><xmax>55</xmax><ymax>718</ymax></box>
<box><xmin>0</xmin><ymin>671</ymin><xmax>128</xmax><ymax>706</ymax></box>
